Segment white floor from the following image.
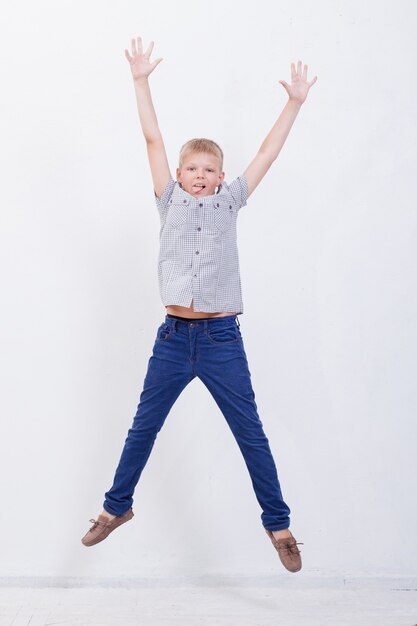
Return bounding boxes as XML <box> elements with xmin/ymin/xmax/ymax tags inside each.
<box><xmin>0</xmin><ymin>577</ymin><xmax>416</xmax><ymax>626</ymax></box>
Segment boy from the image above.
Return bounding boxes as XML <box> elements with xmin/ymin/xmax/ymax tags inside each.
<box><xmin>82</xmin><ymin>36</ymin><xmax>317</xmax><ymax>573</ymax></box>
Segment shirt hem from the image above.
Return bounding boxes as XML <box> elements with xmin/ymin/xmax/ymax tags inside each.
<box><xmin>163</xmin><ymin>302</ymin><xmax>243</xmax><ymax>314</ymax></box>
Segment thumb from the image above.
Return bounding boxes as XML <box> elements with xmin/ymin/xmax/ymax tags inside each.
<box><xmin>279</xmin><ymin>80</ymin><xmax>290</xmax><ymax>91</ymax></box>
<box><xmin>152</xmin><ymin>57</ymin><xmax>163</xmax><ymax>69</ymax></box>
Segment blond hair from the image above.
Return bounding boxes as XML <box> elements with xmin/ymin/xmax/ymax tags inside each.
<box><xmin>179</xmin><ymin>138</ymin><xmax>224</xmax><ymax>171</ymax></box>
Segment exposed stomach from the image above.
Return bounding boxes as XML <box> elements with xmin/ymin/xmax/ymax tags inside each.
<box><xmin>166</xmin><ymin>301</ymin><xmax>237</xmax><ymax>319</ymax></box>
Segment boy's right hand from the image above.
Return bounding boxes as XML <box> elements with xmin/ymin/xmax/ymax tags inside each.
<box><xmin>124</xmin><ymin>36</ymin><xmax>163</xmax><ymax>81</ymax></box>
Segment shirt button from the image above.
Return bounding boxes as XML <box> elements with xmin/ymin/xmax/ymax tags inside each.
<box><xmin>195</xmin><ymin>250</ymin><xmax>199</xmax><ymax>254</ymax></box>
<box><xmin>199</xmin><ymin>203</ymin><xmax>203</xmax><ymax>207</ymax></box>
<box><xmin>194</xmin><ymin>274</ymin><xmax>197</xmax><ymax>277</ymax></box>
<box><xmin>216</xmin><ymin>203</ymin><xmax>219</xmax><ymax>207</ymax></box>
<box><xmin>183</xmin><ymin>199</ymin><xmax>187</xmax><ymax>203</ymax></box>
<box><xmin>197</xmin><ymin>227</ymin><xmax>201</xmax><ymax>231</ymax></box>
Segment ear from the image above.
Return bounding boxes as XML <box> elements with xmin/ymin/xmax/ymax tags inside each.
<box><xmin>176</xmin><ymin>167</ymin><xmax>181</xmax><ymax>182</ymax></box>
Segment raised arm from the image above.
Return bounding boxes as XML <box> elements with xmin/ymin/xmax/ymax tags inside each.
<box><xmin>243</xmin><ymin>61</ymin><xmax>317</xmax><ymax>197</ymax></box>
<box><xmin>125</xmin><ymin>36</ymin><xmax>171</xmax><ymax>198</ymax></box>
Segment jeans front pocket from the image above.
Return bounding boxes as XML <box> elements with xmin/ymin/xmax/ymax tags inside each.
<box><xmin>207</xmin><ymin>322</ymin><xmax>240</xmax><ymax>344</ymax></box>
<box><xmin>156</xmin><ymin>322</ymin><xmax>172</xmax><ymax>341</ymax></box>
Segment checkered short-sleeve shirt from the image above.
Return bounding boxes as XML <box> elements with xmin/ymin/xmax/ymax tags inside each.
<box><xmin>154</xmin><ymin>175</ymin><xmax>249</xmax><ymax>314</ymax></box>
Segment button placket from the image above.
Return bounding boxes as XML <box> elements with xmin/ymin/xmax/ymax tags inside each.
<box><xmin>193</xmin><ymin>199</ymin><xmax>203</xmax><ymax>272</ymax></box>
<box><xmin>191</xmin><ymin>198</ymin><xmax>205</xmax><ymax>305</ymax></box>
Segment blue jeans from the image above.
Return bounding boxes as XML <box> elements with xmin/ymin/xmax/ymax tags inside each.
<box><xmin>104</xmin><ymin>315</ymin><xmax>291</xmax><ymax>531</ymax></box>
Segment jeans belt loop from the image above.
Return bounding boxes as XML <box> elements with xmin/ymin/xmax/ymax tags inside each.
<box><xmin>236</xmin><ymin>316</ymin><xmax>240</xmax><ymax>329</ymax></box>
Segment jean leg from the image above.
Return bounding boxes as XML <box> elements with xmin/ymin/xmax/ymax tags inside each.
<box><xmin>104</xmin><ymin>323</ymin><xmax>194</xmax><ymax>515</ymax></box>
<box><xmin>196</xmin><ymin>329</ymin><xmax>291</xmax><ymax>530</ymax></box>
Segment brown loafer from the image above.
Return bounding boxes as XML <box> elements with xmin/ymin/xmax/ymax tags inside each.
<box><xmin>81</xmin><ymin>509</ymin><xmax>134</xmax><ymax>547</ymax></box>
<box><xmin>265</xmin><ymin>529</ymin><xmax>303</xmax><ymax>572</ymax></box>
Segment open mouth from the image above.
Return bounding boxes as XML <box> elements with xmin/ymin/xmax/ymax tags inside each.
<box><xmin>192</xmin><ymin>184</ymin><xmax>206</xmax><ymax>194</ymax></box>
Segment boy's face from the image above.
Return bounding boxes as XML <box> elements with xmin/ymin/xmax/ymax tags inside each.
<box><xmin>176</xmin><ymin>152</ymin><xmax>225</xmax><ymax>198</ymax></box>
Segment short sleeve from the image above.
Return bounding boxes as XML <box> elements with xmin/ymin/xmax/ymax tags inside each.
<box><xmin>222</xmin><ymin>175</ymin><xmax>249</xmax><ymax>211</ymax></box>
<box><xmin>154</xmin><ymin>176</ymin><xmax>176</xmax><ymax>222</ymax></box>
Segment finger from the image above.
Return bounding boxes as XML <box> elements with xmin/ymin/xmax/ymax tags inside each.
<box><xmin>136</xmin><ymin>36</ymin><xmax>143</xmax><ymax>55</ymax></box>
<box><xmin>145</xmin><ymin>40</ymin><xmax>154</xmax><ymax>59</ymax></box>
<box><xmin>297</xmin><ymin>60</ymin><xmax>302</xmax><ymax>75</ymax></box>
<box><xmin>279</xmin><ymin>80</ymin><xmax>290</xmax><ymax>91</ymax></box>
<box><xmin>131</xmin><ymin>38</ymin><xmax>137</xmax><ymax>56</ymax></box>
<box><xmin>124</xmin><ymin>48</ymin><xmax>132</xmax><ymax>62</ymax></box>
<box><xmin>291</xmin><ymin>62</ymin><xmax>296</xmax><ymax>80</ymax></box>
<box><xmin>308</xmin><ymin>75</ymin><xmax>318</xmax><ymax>87</ymax></box>
<box><xmin>151</xmin><ymin>57</ymin><xmax>163</xmax><ymax>69</ymax></box>
<box><xmin>302</xmin><ymin>64</ymin><xmax>308</xmax><ymax>79</ymax></box>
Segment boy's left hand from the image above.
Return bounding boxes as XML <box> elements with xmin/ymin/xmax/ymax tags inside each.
<box><xmin>279</xmin><ymin>61</ymin><xmax>317</xmax><ymax>104</ymax></box>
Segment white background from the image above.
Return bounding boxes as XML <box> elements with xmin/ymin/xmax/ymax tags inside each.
<box><xmin>0</xmin><ymin>0</ymin><xmax>416</xmax><ymax>581</ymax></box>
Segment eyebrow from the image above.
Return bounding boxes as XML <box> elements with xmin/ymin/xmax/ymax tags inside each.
<box><xmin>187</xmin><ymin>163</ymin><xmax>217</xmax><ymax>167</ymax></box>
